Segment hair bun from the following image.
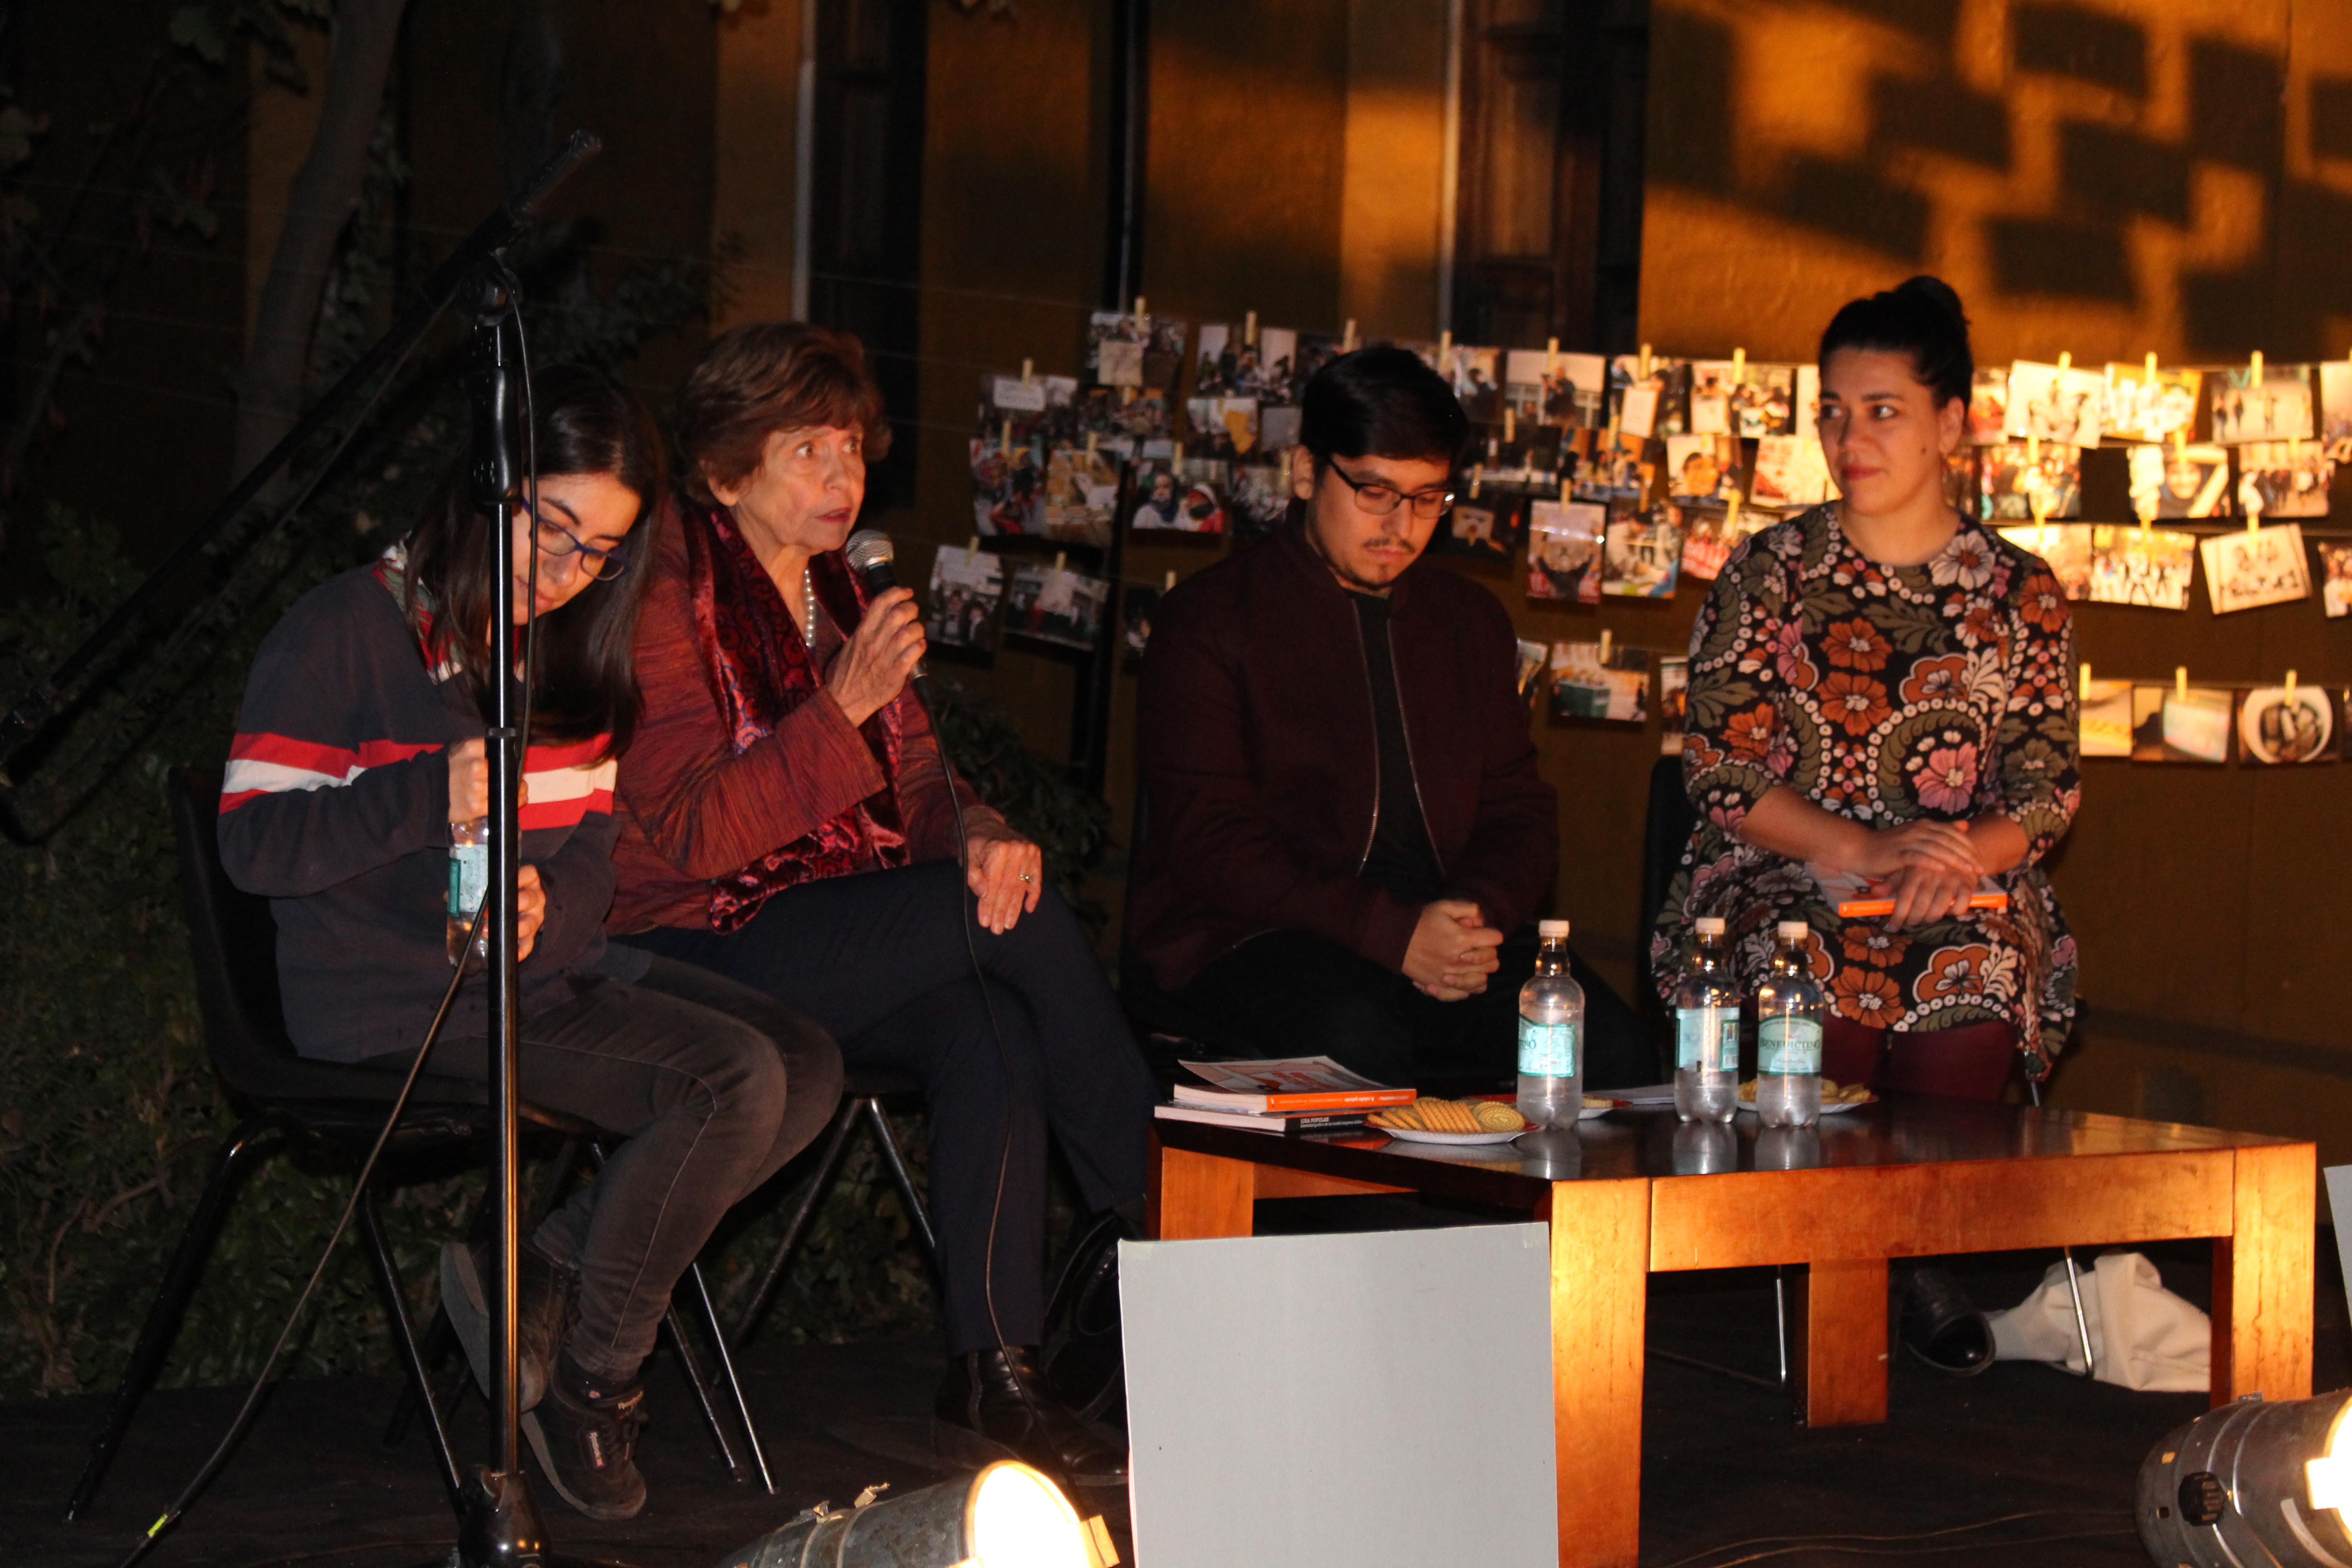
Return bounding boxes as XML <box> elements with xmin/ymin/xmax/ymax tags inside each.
<box><xmin>1894</xmin><ymin>275</ymin><xmax>1968</xmax><ymax>332</ymax></box>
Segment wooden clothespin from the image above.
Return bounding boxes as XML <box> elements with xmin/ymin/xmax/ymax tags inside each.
<box><xmin>1504</xmin><ymin>407</ymin><xmax>1517</xmax><ymax>442</ymax></box>
<box><xmin>1173</xmin><ymin>440</ymin><xmax>1186</xmax><ymax>466</ymax></box>
<box><xmin>1245</xmin><ymin>310</ymin><xmax>1258</xmax><ymax>345</ymax></box>
<box><xmin>2176</xmin><ymin>666</ymin><xmax>2189</xmax><ymax>700</ymax></box>
<box><xmin>1547</xmin><ymin>337</ymin><xmax>1560</xmax><ymax>374</ymax></box>
<box><xmin>1085</xmin><ymin>430</ymin><xmax>1098</xmax><ymax>458</ymax></box>
<box><xmin>968</xmin><ymin>535</ymin><xmax>981</xmax><ymax>555</ymax></box>
<box><xmin>2286</xmin><ymin>668</ymin><xmax>2298</xmax><ymax>695</ymax></box>
<box><xmin>1000</xmin><ymin>419</ymin><xmax>1012</xmax><ymax>456</ymax></box>
<box><xmin>1439</xmin><ymin>329</ymin><xmax>1452</xmax><ymax>358</ymax></box>
<box><xmin>1470</xmin><ymin>463</ymin><xmax>1483</xmax><ymax>499</ymax></box>
<box><xmin>1731</xmin><ymin>348</ymin><xmax>1746</xmax><ymax>382</ymax></box>
<box><xmin>2027</xmin><ymin>432</ymin><xmax>2040</xmax><ymax>467</ymax></box>
<box><xmin>2145</xmin><ymin>351</ymin><xmax>2159</xmax><ymax>384</ymax></box>
<box><xmin>1053</xmin><ymin>550</ymin><xmax>1068</xmax><ymax>574</ymax></box>
<box><xmin>1638</xmin><ymin>343</ymin><xmax>1653</xmax><ymax>379</ymax></box>
<box><xmin>1021</xmin><ymin>358</ymin><xmax>1034</xmax><ymax>387</ymax></box>
<box><xmin>2292</xmin><ymin>434</ymin><xmax>2303</xmax><ymax>463</ymax></box>
<box><xmin>1133</xmin><ymin>296</ymin><xmax>1147</xmax><ymax>318</ymax></box>
<box><xmin>1163</xmin><ymin>570</ymin><xmax>1176</xmax><ymax>591</ymax></box>
<box><xmin>2250</xmin><ymin>349</ymin><xmax>2264</xmax><ymax>382</ymax></box>
<box><xmin>1725</xmin><ymin>492</ymin><xmax>1742</xmax><ymax>530</ymax></box>
<box><xmin>1343</xmin><ymin>319</ymin><xmax>1359</xmax><ymax>352</ymax></box>
<box><xmin>2079</xmin><ymin>662</ymin><xmax>2092</xmax><ymax>703</ymax></box>
<box><xmin>2057</xmin><ymin>351</ymin><xmax>2072</xmax><ymax>372</ymax></box>
<box><xmin>1600</xmin><ymin>628</ymin><xmax>1613</xmax><ymax>662</ymax></box>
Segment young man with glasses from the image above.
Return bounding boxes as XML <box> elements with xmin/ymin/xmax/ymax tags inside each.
<box><xmin>1131</xmin><ymin>347</ymin><xmax>1648</xmax><ymax>1089</ymax></box>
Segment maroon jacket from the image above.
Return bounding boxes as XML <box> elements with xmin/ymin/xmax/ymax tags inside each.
<box><xmin>1129</xmin><ymin>525</ymin><xmax>1558</xmax><ymax>991</ymax></box>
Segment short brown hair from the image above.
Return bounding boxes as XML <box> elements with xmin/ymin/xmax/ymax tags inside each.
<box><xmin>674</xmin><ymin>322</ymin><xmax>893</xmax><ymax>506</ymax></box>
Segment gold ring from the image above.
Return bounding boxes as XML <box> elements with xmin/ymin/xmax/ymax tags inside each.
<box><xmin>1019</xmin><ymin>873</ymin><xmax>1033</xmax><ymax>882</ymax></box>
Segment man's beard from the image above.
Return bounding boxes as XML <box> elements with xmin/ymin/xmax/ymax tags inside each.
<box><xmin>1306</xmin><ymin>517</ymin><xmax>1408</xmax><ymax>594</ymax></box>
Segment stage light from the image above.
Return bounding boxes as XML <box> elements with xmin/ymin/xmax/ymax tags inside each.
<box><xmin>712</xmin><ymin>1461</ymin><xmax>1112</xmax><ymax>1568</ymax></box>
<box><xmin>2138</xmin><ymin>1390</ymin><xmax>2352</xmax><ymax>1568</ymax></box>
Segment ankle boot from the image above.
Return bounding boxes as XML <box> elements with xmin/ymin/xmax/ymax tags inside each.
<box><xmin>933</xmin><ymin>1345</ymin><xmax>1129</xmax><ymax>1488</ymax></box>
<box><xmin>522</xmin><ymin>1349</ymin><xmax>648</xmax><ymax>1520</ymax></box>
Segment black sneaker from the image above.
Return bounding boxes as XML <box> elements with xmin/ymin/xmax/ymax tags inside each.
<box><xmin>438</xmin><ymin>1239</ymin><xmax>577</xmax><ymax>1411</ymax></box>
<box><xmin>522</xmin><ymin>1349</ymin><xmax>648</xmax><ymax>1520</ymax></box>
<box><xmin>1901</xmin><ymin>1267</ymin><xmax>1995</xmax><ymax>1375</ymax></box>
<box><xmin>934</xmin><ymin>1346</ymin><xmax>1128</xmax><ymax>1489</ymax></box>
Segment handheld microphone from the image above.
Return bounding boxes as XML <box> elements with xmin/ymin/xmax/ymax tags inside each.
<box><xmin>843</xmin><ymin>528</ymin><xmax>938</xmax><ymax>709</ymax></box>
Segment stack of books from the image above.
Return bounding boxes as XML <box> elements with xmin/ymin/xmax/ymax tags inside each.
<box><xmin>1154</xmin><ymin>1055</ymin><xmax>1416</xmax><ymax>1137</ymax></box>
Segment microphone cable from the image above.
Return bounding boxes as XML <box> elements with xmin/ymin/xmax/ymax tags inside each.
<box><xmin>115</xmin><ymin>285</ymin><xmax>550</xmax><ymax>1568</ymax></box>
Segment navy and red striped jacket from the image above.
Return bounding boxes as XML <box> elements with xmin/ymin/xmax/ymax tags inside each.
<box><xmin>218</xmin><ymin>561</ymin><xmax>619</xmax><ymax>1063</ymax></box>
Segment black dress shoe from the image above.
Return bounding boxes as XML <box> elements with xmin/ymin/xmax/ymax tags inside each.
<box><xmin>1901</xmin><ymin>1267</ymin><xmax>1995</xmax><ymax>1375</ymax></box>
<box><xmin>934</xmin><ymin>1346</ymin><xmax>1129</xmax><ymax>1488</ymax></box>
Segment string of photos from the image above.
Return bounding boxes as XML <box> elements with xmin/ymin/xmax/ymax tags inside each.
<box><xmin>942</xmin><ymin>306</ymin><xmax>2352</xmax><ymax>769</ymax></box>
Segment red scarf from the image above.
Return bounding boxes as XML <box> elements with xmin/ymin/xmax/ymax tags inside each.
<box><xmin>684</xmin><ymin>504</ymin><xmax>910</xmax><ymax>932</ymax></box>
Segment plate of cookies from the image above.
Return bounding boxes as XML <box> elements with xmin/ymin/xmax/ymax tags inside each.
<box><xmin>1733</xmin><ymin>1078</ymin><xmax>1877</xmax><ymax>1113</ymax></box>
<box><xmin>1368</xmin><ymin>1098</ymin><xmax>1530</xmax><ymax>1144</ymax></box>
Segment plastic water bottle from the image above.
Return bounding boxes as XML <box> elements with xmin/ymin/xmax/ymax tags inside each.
<box><xmin>1516</xmin><ymin>919</ymin><xmax>1585</xmax><ymax>1129</ymax></box>
<box><xmin>1673</xmin><ymin>916</ymin><xmax>1740</xmax><ymax>1123</ymax></box>
<box><xmin>446</xmin><ymin>817</ymin><xmax>488</xmax><ymax>971</ymax></box>
<box><xmin>1753</xmin><ymin>920</ymin><xmax>1824</xmax><ymax>1127</ymax></box>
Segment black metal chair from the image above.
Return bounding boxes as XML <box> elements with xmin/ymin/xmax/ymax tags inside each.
<box><xmin>64</xmin><ymin>768</ymin><xmax>772</xmax><ymax>1522</ymax></box>
<box><xmin>725</xmin><ymin>1066</ymin><xmax>939</xmax><ymax>1350</ymax></box>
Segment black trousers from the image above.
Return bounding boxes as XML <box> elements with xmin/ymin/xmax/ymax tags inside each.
<box><xmin>1175</xmin><ymin>928</ymin><xmax>1657</xmax><ymax>1091</ymax></box>
<box><xmin>389</xmin><ymin>956</ymin><xmax>842</xmax><ymax>1384</ymax></box>
<box><xmin>626</xmin><ymin>860</ymin><xmax>1156</xmax><ymax>1354</ymax></box>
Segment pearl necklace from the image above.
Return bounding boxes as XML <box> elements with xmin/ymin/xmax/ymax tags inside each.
<box><xmin>800</xmin><ymin>569</ymin><xmax>819</xmax><ymax>643</ymax></box>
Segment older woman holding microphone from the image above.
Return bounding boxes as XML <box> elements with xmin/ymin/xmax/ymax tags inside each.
<box><xmin>604</xmin><ymin>323</ymin><xmax>1153</xmax><ymax>1489</ymax></box>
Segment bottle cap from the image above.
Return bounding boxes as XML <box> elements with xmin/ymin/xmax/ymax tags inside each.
<box><xmin>1695</xmin><ymin>917</ymin><xmax>1726</xmax><ymax>936</ymax></box>
<box><xmin>1775</xmin><ymin>920</ymin><xmax>1810</xmax><ymax>941</ymax></box>
<box><xmin>1538</xmin><ymin>919</ymin><xmax>1571</xmax><ymax>939</ymax></box>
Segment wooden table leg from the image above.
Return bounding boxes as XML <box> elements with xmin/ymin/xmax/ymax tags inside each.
<box><xmin>1789</xmin><ymin>1259</ymin><xmax>1890</xmax><ymax>1427</ymax></box>
<box><xmin>1151</xmin><ymin>1143</ymin><xmax>1255</xmax><ymax>1241</ymax></box>
<box><xmin>1548</xmin><ymin>1179</ymin><xmax>1649</xmax><ymax>1568</ymax></box>
<box><xmin>2212</xmin><ymin>1141</ymin><xmax>2315</xmax><ymax>1406</ymax></box>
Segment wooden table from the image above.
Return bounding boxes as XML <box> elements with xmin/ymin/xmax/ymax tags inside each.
<box><xmin>1148</xmin><ymin>1100</ymin><xmax>2313</xmax><ymax>1568</ymax></box>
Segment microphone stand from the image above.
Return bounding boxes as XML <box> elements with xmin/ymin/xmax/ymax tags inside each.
<box><xmin>0</xmin><ymin>129</ymin><xmax>603</xmax><ymax>790</ymax></box>
<box><xmin>453</xmin><ymin>277</ymin><xmax>548</xmax><ymax>1568</ymax></box>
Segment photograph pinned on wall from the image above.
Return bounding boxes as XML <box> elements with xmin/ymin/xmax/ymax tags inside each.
<box><xmin>2236</xmin><ymin>441</ymin><xmax>2333</xmax><ymax>518</ymax></box>
<box><xmin>1689</xmin><ymin>361</ymin><xmax>1734</xmax><ymax>435</ymax></box>
<box><xmin>2081</xmin><ymin>524</ymin><xmax>2197</xmax><ymax>610</ymax></box>
<box><xmin>970</xmin><ymin>436</ymin><xmax>1044</xmax><ymax>535</ymax></box>
<box><xmin>1793</xmin><ymin>363</ymin><xmax>1822</xmax><ymax>438</ymax></box>
<box><xmin>2102</xmin><ymin>362</ymin><xmax>2201</xmax><ymax>445</ymax></box>
<box><xmin>1977</xmin><ymin>440</ymin><xmax>2082</xmax><ymax>520</ymax></box>
<box><xmin>1943</xmin><ymin>447</ymin><xmax>1980</xmax><ymax>516</ymax></box>
<box><xmin>2200</xmin><ymin>522</ymin><xmax>2311</xmax><ymax>614</ymax></box>
<box><xmin>2131</xmin><ymin>685</ymin><xmax>2234</xmax><ymax>764</ymax></box>
<box><xmin>1658</xmin><ymin>657</ymin><xmax>1690</xmax><ymax>754</ymax></box>
<box><xmin>1966</xmin><ymin>368</ymin><xmax>2010</xmax><ymax>445</ymax></box>
<box><xmin>1070</xmin><ymin>383</ymin><xmax>1175</xmax><ymax>456</ymax></box>
<box><xmin>2237</xmin><ymin>685</ymin><xmax>2338</xmax><ymax>766</ymax></box>
<box><xmin>1570</xmin><ymin>428</ymin><xmax>1654</xmax><ymax>505</ymax></box>
<box><xmin>2321</xmin><ymin>362</ymin><xmax>2352</xmax><ymax>461</ymax></box>
<box><xmin>1602</xmin><ymin>501</ymin><xmax>1683</xmax><ymax>598</ymax></box>
<box><xmin>2210</xmin><ymin>363</ymin><xmax>2314</xmax><ymax>444</ymax></box>
<box><xmin>1251</xmin><ymin>326</ymin><xmax>1301</xmax><ymax>407</ymax></box>
<box><xmin>1515</xmin><ymin>638</ymin><xmax>1549</xmax><ymax>706</ymax></box>
<box><xmin>1665</xmin><ymin>433</ymin><xmax>1743</xmax><ymax>502</ymax></box>
<box><xmin>1526</xmin><ymin>499</ymin><xmax>1606</xmax><ymax>603</ymax></box>
<box><xmin>1726</xmin><ymin>362</ymin><xmax>1796</xmax><ymax>438</ymax></box>
<box><xmin>1996</xmin><ymin>522</ymin><xmax>2093</xmax><ymax>599</ymax></box>
<box><xmin>1226</xmin><ymin>458</ymin><xmax>1292</xmax><ymax>544</ymax></box>
<box><xmin>1480</xmin><ymin>422</ymin><xmax>1565</xmax><ymax>490</ymax></box>
<box><xmin>1609</xmin><ymin>356</ymin><xmax>1689</xmax><ymax>439</ymax></box>
<box><xmin>1039</xmin><ymin>441</ymin><xmax>1122</xmax><ymax>545</ymax></box>
<box><xmin>1448</xmin><ymin>345</ymin><xmax>1504</xmax><ymax>421</ymax></box>
<box><xmin>2127</xmin><ymin>442</ymin><xmax>2231</xmax><ymax>520</ymax></box>
<box><xmin>1294</xmin><ymin>332</ymin><xmax>1348</xmax><ymax>396</ymax></box>
<box><xmin>1435</xmin><ymin>496</ymin><xmax>1523</xmax><ymax>565</ymax></box>
<box><xmin>924</xmin><ymin>544</ymin><xmax>1006</xmax><ymax>659</ymax></box>
<box><xmin>1004</xmin><ymin>560</ymin><xmax>1112</xmax><ymax>652</ymax></box>
<box><xmin>1674</xmin><ymin>497</ymin><xmax>1766</xmax><ymax>582</ymax></box>
<box><xmin>1121</xmin><ymin>580</ymin><xmax>1166</xmax><ymax>672</ymax></box>
<box><xmin>1184</xmin><ymin>395</ymin><xmax>1260</xmax><ymax>461</ymax></box>
<box><xmin>1193</xmin><ymin>323</ymin><xmax>1289</xmax><ymax>401</ymax></box>
<box><xmin>2002</xmin><ymin>361</ymin><xmax>2106</xmax><ymax>448</ymax></box>
<box><xmin>1548</xmin><ymin>640</ymin><xmax>1653</xmax><ymax>724</ymax></box>
<box><xmin>1750</xmin><ymin>433</ymin><xmax>1834</xmax><ymax>509</ymax></box>
<box><xmin>1507</xmin><ymin>348</ymin><xmax>1605</xmax><ymax>426</ymax></box>
<box><xmin>1128</xmin><ymin>456</ymin><xmax>1228</xmax><ymax>535</ymax></box>
<box><xmin>1086</xmin><ymin>310</ymin><xmax>1188</xmax><ymax>390</ymax></box>
<box><xmin>2318</xmin><ymin>542</ymin><xmax>2352</xmax><ymax>617</ymax></box>
<box><xmin>2079</xmin><ymin>678</ymin><xmax>2135</xmax><ymax>758</ymax></box>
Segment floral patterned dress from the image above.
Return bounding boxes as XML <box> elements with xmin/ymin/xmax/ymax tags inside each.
<box><xmin>1650</xmin><ymin>505</ymin><xmax>2080</xmax><ymax>1076</ymax></box>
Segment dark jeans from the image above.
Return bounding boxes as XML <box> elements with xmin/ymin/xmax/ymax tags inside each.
<box><xmin>625</xmin><ymin>859</ymin><xmax>1156</xmax><ymax>1354</ymax></box>
<box><xmin>1176</xmin><ymin>928</ymin><xmax>1656</xmax><ymax>1091</ymax></box>
<box><xmin>392</xmin><ymin>956</ymin><xmax>843</xmax><ymax>1384</ymax></box>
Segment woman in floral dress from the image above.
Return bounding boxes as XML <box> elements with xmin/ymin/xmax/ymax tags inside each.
<box><xmin>1652</xmin><ymin>278</ymin><xmax>2079</xmax><ymax>1096</ymax></box>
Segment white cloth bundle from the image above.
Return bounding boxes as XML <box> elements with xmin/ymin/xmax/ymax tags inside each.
<box><xmin>1986</xmin><ymin>1250</ymin><xmax>2210</xmax><ymax>1392</ymax></box>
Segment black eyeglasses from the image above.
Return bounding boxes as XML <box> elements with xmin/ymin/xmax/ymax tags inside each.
<box><xmin>1326</xmin><ymin>459</ymin><xmax>1455</xmax><ymax>520</ymax></box>
<box><xmin>529</xmin><ymin>507</ymin><xmax>630</xmax><ymax>580</ymax></box>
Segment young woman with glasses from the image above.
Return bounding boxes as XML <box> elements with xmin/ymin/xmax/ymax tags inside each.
<box><xmin>217</xmin><ymin>364</ymin><xmax>841</xmax><ymax>1521</ymax></box>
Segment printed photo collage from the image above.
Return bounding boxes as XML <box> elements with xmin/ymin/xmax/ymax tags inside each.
<box><xmin>2078</xmin><ymin>676</ymin><xmax>2352</xmax><ymax>768</ymax></box>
